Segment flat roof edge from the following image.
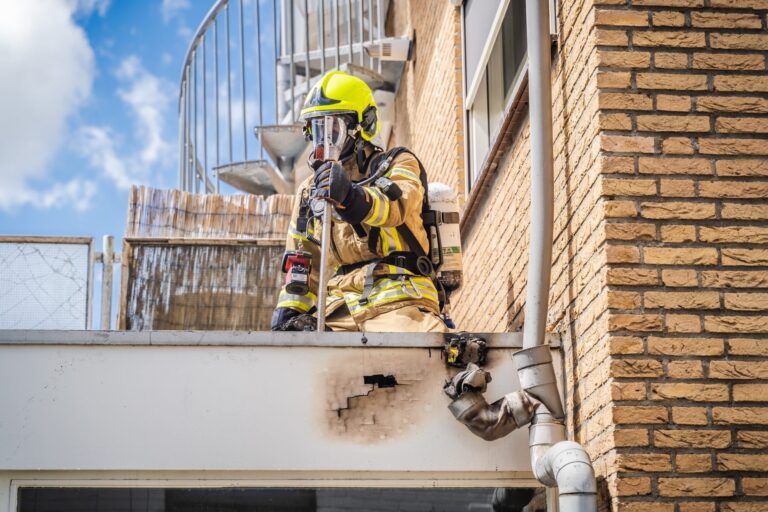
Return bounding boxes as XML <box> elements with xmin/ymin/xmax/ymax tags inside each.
<box><xmin>0</xmin><ymin>330</ymin><xmax>560</xmax><ymax>348</ymax></box>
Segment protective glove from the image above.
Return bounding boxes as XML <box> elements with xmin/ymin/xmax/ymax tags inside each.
<box><xmin>313</xmin><ymin>161</ymin><xmax>371</xmax><ymax>224</ymax></box>
<box><xmin>283</xmin><ymin>313</ymin><xmax>319</xmax><ymax>331</ymax></box>
<box><xmin>271</xmin><ymin>307</ymin><xmax>301</xmax><ymax>331</ymax></box>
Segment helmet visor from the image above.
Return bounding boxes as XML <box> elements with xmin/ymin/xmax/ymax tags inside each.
<box><xmin>310</xmin><ymin>115</ymin><xmax>349</xmax><ymax>162</ymax></box>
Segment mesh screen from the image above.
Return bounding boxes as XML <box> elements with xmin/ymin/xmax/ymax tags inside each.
<box><xmin>124</xmin><ymin>243</ymin><xmax>284</xmax><ymax>330</ymax></box>
<box><xmin>0</xmin><ymin>241</ymin><xmax>90</xmax><ymax>329</ymax></box>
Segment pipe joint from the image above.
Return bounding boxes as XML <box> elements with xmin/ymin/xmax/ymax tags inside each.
<box><xmin>537</xmin><ymin>441</ymin><xmax>597</xmax><ymax>497</ymax></box>
<box><xmin>513</xmin><ymin>345</ymin><xmax>565</xmax><ymax>419</ymax></box>
<box><xmin>528</xmin><ymin>415</ymin><xmax>566</xmax><ymax>484</ymax></box>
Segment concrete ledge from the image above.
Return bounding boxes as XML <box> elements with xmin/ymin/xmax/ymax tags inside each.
<box><xmin>0</xmin><ymin>330</ymin><xmax>559</xmax><ymax>348</ymax></box>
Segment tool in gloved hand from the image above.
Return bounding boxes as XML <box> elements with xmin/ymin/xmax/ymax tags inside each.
<box><xmin>313</xmin><ymin>161</ymin><xmax>351</xmax><ymax>206</ymax></box>
<box><xmin>444</xmin><ymin>332</ymin><xmax>488</xmax><ymax>368</ymax></box>
<box><xmin>309</xmin><ymin>114</ymin><xmax>350</xmax><ymax>333</ymax></box>
<box><xmin>313</xmin><ymin>160</ymin><xmax>372</xmax><ymax>224</ymax></box>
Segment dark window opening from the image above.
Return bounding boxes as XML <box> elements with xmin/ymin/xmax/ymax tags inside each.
<box><xmin>501</xmin><ymin>0</ymin><xmax>527</xmax><ymax>99</ymax></box>
<box><xmin>18</xmin><ymin>486</ymin><xmax>545</xmax><ymax>512</ymax></box>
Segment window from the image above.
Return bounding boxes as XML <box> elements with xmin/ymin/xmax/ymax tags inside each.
<box><xmin>462</xmin><ymin>0</ymin><xmax>556</xmax><ymax>194</ymax></box>
<box><xmin>17</xmin><ymin>486</ymin><xmax>546</xmax><ymax>511</ymax></box>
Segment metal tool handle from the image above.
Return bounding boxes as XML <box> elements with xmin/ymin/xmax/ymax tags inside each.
<box><xmin>316</xmin><ymin>200</ymin><xmax>333</xmax><ymax>332</ymax></box>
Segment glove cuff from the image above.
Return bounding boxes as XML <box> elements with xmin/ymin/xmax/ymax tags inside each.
<box><xmin>271</xmin><ymin>307</ymin><xmax>301</xmax><ymax>331</ymax></box>
<box><xmin>337</xmin><ymin>185</ymin><xmax>372</xmax><ymax>224</ymax></box>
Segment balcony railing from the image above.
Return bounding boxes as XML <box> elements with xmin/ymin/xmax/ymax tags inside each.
<box><xmin>177</xmin><ymin>0</ymin><xmax>395</xmax><ymax>197</ymax></box>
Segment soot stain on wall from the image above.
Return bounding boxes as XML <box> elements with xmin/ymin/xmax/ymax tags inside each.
<box><xmin>320</xmin><ymin>348</ymin><xmax>454</xmax><ymax>443</ymax></box>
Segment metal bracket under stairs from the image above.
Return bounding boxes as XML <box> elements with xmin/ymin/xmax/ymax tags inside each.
<box><xmin>255</xmin><ymin>123</ymin><xmax>307</xmax><ymax>174</ymax></box>
<box><xmin>214</xmin><ymin>160</ymin><xmax>291</xmax><ymax>196</ymax></box>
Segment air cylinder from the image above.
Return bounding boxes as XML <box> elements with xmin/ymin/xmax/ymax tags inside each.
<box><xmin>429</xmin><ymin>183</ymin><xmax>463</xmax><ymax>292</ymax></box>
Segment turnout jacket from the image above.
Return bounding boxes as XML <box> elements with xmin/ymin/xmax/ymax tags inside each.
<box><xmin>276</xmin><ymin>151</ymin><xmax>440</xmax><ymax>324</ymax></box>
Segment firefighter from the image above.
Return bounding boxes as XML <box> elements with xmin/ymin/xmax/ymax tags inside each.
<box><xmin>270</xmin><ymin>70</ymin><xmax>448</xmax><ymax>333</ymax></box>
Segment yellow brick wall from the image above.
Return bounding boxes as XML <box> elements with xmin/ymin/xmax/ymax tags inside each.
<box><xmin>389</xmin><ymin>0</ymin><xmax>465</xmax><ymax>199</ymax></box>
<box><xmin>394</xmin><ymin>0</ymin><xmax>768</xmax><ymax>509</ymax></box>
<box><xmin>594</xmin><ymin>0</ymin><xmax>768</xmax><ymax>510</ymax></box>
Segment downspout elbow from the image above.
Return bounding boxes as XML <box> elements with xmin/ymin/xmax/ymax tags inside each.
<box><xmin>536</xmin><ymin>441</ymin><xmax>598</xmax><ymax>511</ymax></box>
<box><xmin>447</xmin><ymin>391</ymin><xmax>538</xmax><ymax>441</ymax></box>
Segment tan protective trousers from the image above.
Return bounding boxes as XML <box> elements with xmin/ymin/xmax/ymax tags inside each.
<box><xmin>326</xmin><ymin>304</ymin><xmax>449</xmax><ymax>333</ymax></box>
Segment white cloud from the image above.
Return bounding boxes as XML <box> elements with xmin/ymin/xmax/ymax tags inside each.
<box><xmin>162</xmin><ymin>0</ymin><xmax>191</xmax><ymax>23</ymax></box>
<box><xmin>67</xmin><ymin>0</ymin><xmax>111</xmax><ymax>17</ymax></box>
<box><xmin>78</xmin><ymin>126</ymin><xmax>133</xmax><ymax>189</ymax></box>
<box><xmin>79</xmin><ymin>56</ymin><xmax>174</xmax><ymax>189</ymax></box>
<box><xmin>117</xmin><ymin>55</ymin><xmax>174</xmax><ymax>166</ymax></box>
<box><xmin>0</xmin><ymin>0</ymin><xmax>97</xmax><ymax>211</ymax></box>
<box><xmin>3</xmin><ymin>179</ymin><xmax>97</xmax><ymax>212</ymax></box>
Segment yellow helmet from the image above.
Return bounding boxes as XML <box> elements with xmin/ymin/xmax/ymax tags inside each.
<box><xmin>300</xmin><ymin>70</ymin><xmax>380</xmax><ymax>141</ymax></box>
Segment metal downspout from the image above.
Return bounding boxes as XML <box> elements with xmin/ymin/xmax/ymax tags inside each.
<box><xmin>514</xmin><ymin>1</ymin><xmax>598</xmax><ymax>510</ymax></box>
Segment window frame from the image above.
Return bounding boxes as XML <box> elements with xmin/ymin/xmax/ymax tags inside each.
<box><xmin>463</xmin><ymin>0</ymin><xmax>512</xmax><ymax>111</ymax></box>
<box><xmin>460</xmin><ymin>0</ymin><xmax>558</xmax><ymax>215</ymax></box>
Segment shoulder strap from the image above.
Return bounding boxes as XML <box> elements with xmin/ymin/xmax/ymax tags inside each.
<box><xmin>368</xmin><ymin>227</ymin><xmax>381</xmax><ymax>254</ymax></box>
<box><xmin>381</xmin><ymin>147</ymin><xmax>430</xmax><ymax>213</ymax></box>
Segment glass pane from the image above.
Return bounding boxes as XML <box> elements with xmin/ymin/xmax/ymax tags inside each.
<box><xmin>464</xmin><ymin>0</ymin><xmax>504</xmax><ymax>95</ymax></box>
<box><xmin>18</xmin><ymin>487</ymin><xmax>546</xmax><ymax>512</ymax></box>
<box><xmin>0</xmin><ymin>241</ymin><xmax>89</xmax><ymax>329</ymax></box>
<box><xmin>469</xmin><ymin>71</ymin><xmax>490</xmax><ymax>185</ymax></box>
<box><xmin>487</xmin><ymin>35</ymin><xmax>505</xmax><ymax>137</ymax></box>
<box><xmin>502</xmin><ymin>0</ymin><xmax>527</xmax><ymax>98</ymax></box>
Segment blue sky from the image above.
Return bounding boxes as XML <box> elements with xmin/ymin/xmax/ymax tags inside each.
<box><xmin>0</xmin><ymin>0</ymin><xmax>238</xmax><ymax>240</ymax></box>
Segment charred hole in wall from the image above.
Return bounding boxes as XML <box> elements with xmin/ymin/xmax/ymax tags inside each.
<box><xmin>322</xmin><ymin>350</ymin><xmax>445</xmax><ymax>443</ymax></box>
<box><xmin>363</xmin><ymin>374</ymin><xmax>399</xmax><ymax>388</ymax></box>
<box><xmin>326</xmin><ymin>373</ymin><xmax>419</xmax><ymax>442</ymax></box>
<box><xmin>334</xmin><ymin>375</ymin><xmax>400</xmax><ymax>419</ymax></box>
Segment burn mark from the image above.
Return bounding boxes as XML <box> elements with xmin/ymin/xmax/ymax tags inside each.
<box><xmin>321</xmin><ymin>349</ymin><xmax>452</xmax><ymax>443</ymax></box>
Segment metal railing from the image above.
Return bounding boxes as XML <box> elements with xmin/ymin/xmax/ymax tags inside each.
<box><xmin>178</xmin><ymin>0</ymin><xmax>389</xmax><ymax>196</ymax></box>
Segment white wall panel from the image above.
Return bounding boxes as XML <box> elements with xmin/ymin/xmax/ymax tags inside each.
<box><xmin>0</xmin><ymin>336</ymin><xmax>561</xmax><ymax>475</ymax></box>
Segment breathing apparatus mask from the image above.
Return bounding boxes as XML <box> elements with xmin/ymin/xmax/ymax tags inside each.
<box><xmin>305</xmin><ymin>114</ymin><xmax>359</xmax><ymax>163</ymax></box>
